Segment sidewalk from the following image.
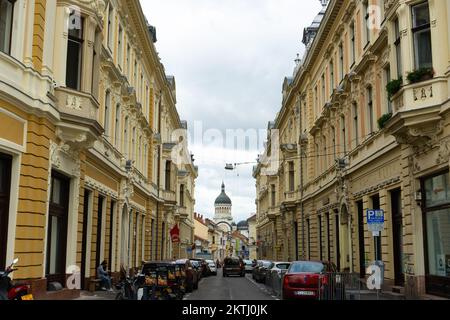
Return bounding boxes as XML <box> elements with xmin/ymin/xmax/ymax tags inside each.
<box><xmin>75</xmin><ymin>290</ymin><xmax>117</xmax><ymax>300</ymax></box>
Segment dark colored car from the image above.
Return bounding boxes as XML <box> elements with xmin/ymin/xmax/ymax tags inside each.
<box><xmin>175</xmin><ymin>259</ymin><xmax>199</xmax><ymax>292</ymax></box>
<box><xmin>223</xmin><ymin>257</ymin><xmax>245</xmax><ymax>277</ymax></box>
<box><xmin>282</xmin><ymin>260</ymin><xmax>337</xmax><ymax>300</ymax></box>
<box><xmin>253</xmin><ymin>260</ymin><xmax>274</xmax><ymax>283</ymax></box>
<box><xmin>190</xmin><ymin>260</ymin><xmax>203</xmax><ymax>281</ymax></box>
<box><xmin>191</xmin><ymin>258</ymin><xmax>209</xmax><ymax>277</ymax></box>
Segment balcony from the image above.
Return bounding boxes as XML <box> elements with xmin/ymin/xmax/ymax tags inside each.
<box><xmin>282</xmin><ymin>190</ymin><xmax>297</xmax><ymax>211</ymax></box>
<box><xmin>54</xmin><ymin>87</ymin><xmax>103</xmax><ymax>149</ymax></box>
<box><xmin>162</xmin><ymin>189</ymin><xmax>176</xmax><ymax>205</ymax></box>
<box><xmin>177</xmin><ymin>206</ymin><xmax>189</xmax><ymax>220</ymax></box>
<box><xmin>267</xmin><ymin>207</ymin><xmax>279</xmax><ymax>221</ymax></box>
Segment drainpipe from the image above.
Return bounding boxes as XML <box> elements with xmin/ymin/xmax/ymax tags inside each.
<box><xmin>155</xmin><ymin>92</ymin><xmax>162</xmax><ymax>260</ymax></box>
<box><xmin>298</xmin><ymin>93</ymin><xmax>305</xmax><ymax>260</ymax></box>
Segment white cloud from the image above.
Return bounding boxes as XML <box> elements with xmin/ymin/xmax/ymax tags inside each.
<box><xmin>140</xmin><ymin>0</ymin><xmax>321</xmax><ymax>222</ymax></box>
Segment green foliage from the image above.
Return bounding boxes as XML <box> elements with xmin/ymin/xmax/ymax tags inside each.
<box><xmin>406</xmin><ymin>68</ymin><xmax>434</xmax><ymax>84</ymax></box>
<box><xmin>378</xmin><ymin>113</ymin><xmax>393</xmax><ymax>130</ymax></box>
<box><xmin>386</xmin><ymin>78</ymin><xmax>403</xmax><ymax>98</ymax></box>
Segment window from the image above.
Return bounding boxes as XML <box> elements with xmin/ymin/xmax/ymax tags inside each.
<box><xmin>288</xmin><ymin>161</ymin><xmax>294</xmax><ymax>192</ymax></box>
<box><xmin>165</xmin><ymin>161</ymin><xmax>171</xmax><ymax>190</ymax></box>
<box><xmin>138</xmin><ymin>135</ymin><xmax>142</xmax><ymax>171</ymax></box>
<box><xmin>132</xmin><ymin>127</ymin><xmax>136</xmax><ymax>162</ymax></box>
<box><xmin>180</xmin><ymin>184</ymin><xmax>185</xmax><ymax>207</ymax></box>
<box><xmin>124</xmin><ymin>116</ymin><xmax>129</xmax><ymax>155</ymax></box>
<box><xmin>367</xmin><ymin>87</ymin><xmax>374</xmax><ymax>134</ymax></box>
<box><xmin>364</xmin><ymin>1</ymin><xmax>370</xmax><ymax>45</ymax></box>
<box><xmin>314</xmin><ymin>86</ymin><xmax>319</xmax><ymax>118</ymax></box>
<box><xmin>353</xmin><ymin>103</ymin><xmax>359</xmax><ymax>146</ymax></box>
<box><xmin>371</xmin><ymin>194</ymin><xmax>382</xmax><ymax>261</ymax></box>
<box><xmin>319</xmin><ymin>215</ymin><xmax>323</xmax><ymax>261</ymax></box>
<box><xmin>385</xmin><ymin>66</ymin><xmax>392</xmax><ymax>113</ymax></box>
<box><xmin>107</xmin><ymin>4</ymin><xmax>113</xmax><ymax>50</ymax></box>
<box><xmin>341</xmin><ymin>116</ymin><xmax>346</xmax><ymax>154</ymax></box>
<box><xmin>134</xmin><ymin>60</ymin><xmax>138</xmax><ymax>87</ymax></box>
<box><xmin>271</xmin><ymin>184</ymin><xmax>276</xmax><ymax>207</ymax></box>
<box><xmin>126</xmin><ymin>44</ymin><xmax>131</xmax><ymax>77</ymax></box>
<box><xmin>322</xmin><ymin>136</ymin><xmax>327</xmax><ymax>169</ymax></box>
<box><xmin>339</xmin><ymin>43</ymin><xmax>344</xmax><ymax>81</ymax></box>
<box><xmin>104</xmin><ymin>90</ymin><xmax>111</xmax><ymax>136</ymax></box>
<box><xmin>91</xmin><ymin>30</ymin><xmax>100</xmax><ymax>98</ymax></box>
<box><xmin>143</xmin><ymin>144</ymin><xmax>147</xmax><ymax>176</ymax></box>
<box><xmin>0</xmin><ymin>0</ymin><xmax>14</xmax><ymax>54</ymax></box>
<box><xmin>394</xmin><ymin>18</ymin><xmax>402</xmax><ymax>78</ymax></box>
<box><xmin>118</xmin><ymin>25</ymin><xmax>123</xmax><ymax>68</ymax></box>
<box><xmin>66</xmin><ymin>12</ymin><xmax>84</xmax><ymax>90</ymax></box>
<box><xmin>331</xmin><ymin>126</ymin><xmax>336</xmax><ymax>159</ymax></box>
<box><xmin>330</xmin><ymin>60</ymin><xmax>334</xmax><ymax>94</ymax></box>
<box><xmin>321</xmin><ymin>74</ymin><xmax>326</xmax><ymax>105</ymax></box>
<box><xmin>412</xmin><ymin>2</ymin><xmax>432</xmax><ymax>69</ymax></box>
<box><xmin>0</xmin><ymin>153</ymin><xmax>12</xmax><ymax>270</ymax></box>
<box><xmin>307</xmin><ymin>219</ymin><xmax>311</xmax><ymax>259</ymax></box>
<box><xmin>350</xmin><ymin>22</ymin><xmax>356</xmax><ymax>66</ymax></box>
<box><xmin>315</xmin><ymin>142</ymin><xmax>320</xmax><ymax>175</ymax></box>
<box><xmin>114</xmin><ymin>104</ymin><xmax>120</xmax><ymax>146</ymax></box>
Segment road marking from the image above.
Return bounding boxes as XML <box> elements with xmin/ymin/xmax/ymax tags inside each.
<box><xmin>245</xmin><ymin>275</ymin><xmax>277</xmax><ymax>300</ymax></box>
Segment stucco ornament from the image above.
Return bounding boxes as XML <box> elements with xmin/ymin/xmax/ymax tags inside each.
<box><xmin>78</xmin><ymin>0</ymin><xmax>106</xmax><ymax>20</ymax></box>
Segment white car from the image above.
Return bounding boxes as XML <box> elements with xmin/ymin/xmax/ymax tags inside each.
<box><xmin>243</xmin><ymin>260</ymin><xmax>255</xmax><ymax>273</ymax></box>
<box><xmin>208</xmin><ymin>262</ymin><xmax>217</xmax><ymax>275</ymax></box>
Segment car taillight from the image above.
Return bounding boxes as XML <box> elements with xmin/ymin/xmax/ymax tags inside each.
<box><xmin>283</xmin><ymin>275</ymin><xmax>290</xmax><ymax>287</ymax></box>
<box><xmin>319</xmin><ymin>274</ymin><xmax>328</xmax><ymax>286</ymax></box>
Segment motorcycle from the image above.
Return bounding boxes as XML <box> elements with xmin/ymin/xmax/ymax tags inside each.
<box><xmin>0</xmin><ymin>258</ymin><xmax>33</xmax><ymax>300</ymax></box>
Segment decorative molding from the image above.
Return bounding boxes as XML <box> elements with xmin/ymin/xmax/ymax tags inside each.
<box><xmin>85</xmin><ymin>175</ymin><xmax>118</xmax><ymax>198</ymax></box>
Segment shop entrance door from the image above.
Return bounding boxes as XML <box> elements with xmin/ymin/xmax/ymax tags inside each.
<box><xmin>391</xmin><ymin>189</ymin><xmax>404</xmax><ymax>286</ymax></box>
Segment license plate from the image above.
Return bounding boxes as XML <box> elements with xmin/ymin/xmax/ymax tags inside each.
<box><xmin>294</xmin><ymin>291</ymin><xmax>315</xmax><ymax>296</ymax></box>
<box><xmin>21</xmin><ymin>294</ymin><xmax>34</xmax><ymax>300</ymax></box>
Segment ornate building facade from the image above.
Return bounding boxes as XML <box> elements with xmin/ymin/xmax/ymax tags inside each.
<box><xmin>0</xmin><ymin>0</ymin><xmax>196</xmax><ymax>299</ymax></box>
<box><xmin>255</xmin><ymin>0</ymin><xmax>450</xmax><ymax>298</ymax></box>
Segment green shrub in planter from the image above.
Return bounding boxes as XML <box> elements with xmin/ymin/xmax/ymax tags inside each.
<box><xmin>378</xmin><ymin>113</ymin><xmax>393</xmax><ymax>130</ymax></box>
<box><xmin>386</xmin><ymin>78</ymin><xmax>402</xmax><ymax>98</ymax></box>
<box><xmin>407</xmin><ymin>68</ymin><xmax>434</xmax><ymax>84</ymax></box>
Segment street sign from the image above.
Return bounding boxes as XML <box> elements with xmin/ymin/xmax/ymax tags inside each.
<box><xmin>367</xmin><ymin>209</ymin><xmax>385</xmax><ymax>237</ymax></box>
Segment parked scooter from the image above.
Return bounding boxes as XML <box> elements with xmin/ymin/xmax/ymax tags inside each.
<box><xmin>0</xmin><ymin>258</ymin><xmax>33</xmax><ymax>300</ymax></box>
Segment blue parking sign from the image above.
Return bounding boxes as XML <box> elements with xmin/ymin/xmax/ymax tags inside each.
<box><xmin>367</xmin><ymin>209</ymin><xmax>385</xmax><ymax>224</ymax></box>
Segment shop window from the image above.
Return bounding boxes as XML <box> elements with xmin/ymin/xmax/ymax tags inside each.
<box><xmin>0</xmin><ymin>153</ymin><xmax>12</xmax><ymax>270</ymax></box>
<box><xmin>412</xmin><ymin>2</ymin><xmax>432</xmax><ymax>70</ymax></box>
<box><xmin>425</xmin><ymin>172</ymin><xmax>450</xmax><ymax>207</ymax></box>
<box><xmin>0</xmin><ymin>0</ymin><xmax>15</xmax><ymax>55</ymax></box>
<box><xmin>426</xmin><ymin>209</ymin><xmax>450</xmax><ymax>278</ymax></box>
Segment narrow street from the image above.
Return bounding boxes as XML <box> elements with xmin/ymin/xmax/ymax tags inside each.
<box><xmin>184</xmin><ymin>273</ymin><xmax>278</xmax><ymax>301</ymax></box>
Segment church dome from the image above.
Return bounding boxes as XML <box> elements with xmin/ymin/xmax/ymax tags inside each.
<box><xmin>215</xmin><ymin>182</ymin><xmax>232</xmax><ymax>205</ymax></box>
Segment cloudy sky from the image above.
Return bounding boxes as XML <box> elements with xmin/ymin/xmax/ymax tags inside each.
<box><xmin>140</xmin><ymin>0</ymin><xmax>321</xmax><ymax>223</ymax></box>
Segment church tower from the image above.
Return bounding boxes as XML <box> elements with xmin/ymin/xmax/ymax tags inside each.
<box><xmin>213</xmin><ymin>182</ymin><xmax>234</xmax><ymax>231</ymax></box>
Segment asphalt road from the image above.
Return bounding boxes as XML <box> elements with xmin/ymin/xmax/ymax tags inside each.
<box><xmin>184</xmin><ymin>272</ymin><xmax>279</xmax><ymax>301</ymax></box>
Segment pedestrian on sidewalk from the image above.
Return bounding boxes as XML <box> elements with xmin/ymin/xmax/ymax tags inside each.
<box><xmin>97</xmin><ymin>260</ymin><xmax>113</xmax><ymax>292</ymax></box>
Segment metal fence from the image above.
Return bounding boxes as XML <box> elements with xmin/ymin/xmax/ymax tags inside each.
<box><xmin>317</xmin><ymin>273</ymin><xmax>363</xmax><ymax>300</ymax></box>
<box><xmin>265</xmin><ymin>271</ymin><xmax>377</xmax><ymax>300</ymax></box>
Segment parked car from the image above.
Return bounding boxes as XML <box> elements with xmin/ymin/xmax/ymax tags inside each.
<box><xmin>190</xmin><ymin>260</ymin><xmax>204</xmax><ymax>281</ymax></box>
<box><xmin>175</xmin><ymin>259</ymin><xmax>199</xmax><ymax>292</ymax></box>
<box><xmin>282</xmin><ymin>260</ymin><xmax>337</xmax><ymax>300</ymax></box>
<box><xmin>191</xmin><ymin>258</ymin><xmax>209</xmax><ymax>277</ymax></box>
<box><xmin>253</xmin><ymin>260</ymin><xmax>274</xmax><ymax>283</ymax></box>
<box><xmin>223</xmin><ymin>257</ymin><xmax>245</xmax><ymax>277</ymax></box>
<box><xmin>206</xmin><ymin>260</ymin><xmax>217</xmax><ymax>276</ymax></box>
<box><xmin>243</xmin><ymin>260</ymin><xmax>255</xmax><ymax>273</ymax></box>
<box><xmin>266</xmin><ymin>262</ymin><xmax>290</xmax><ymax>287</ymax></box>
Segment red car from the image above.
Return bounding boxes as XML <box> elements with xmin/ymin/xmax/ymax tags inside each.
<box><xmin>282</xmin><ymin>260</ymin><xmax>337</xmax><ymax>300</ymax></box>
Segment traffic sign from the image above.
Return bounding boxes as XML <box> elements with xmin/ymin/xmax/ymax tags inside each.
<box><xmin>367</xmin><ymin>209</ymin><xmax>385</xmax><ymax>224</ymax></box>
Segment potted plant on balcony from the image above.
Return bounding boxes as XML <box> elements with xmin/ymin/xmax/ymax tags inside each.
<box><xmin>378</xmin><ymin>112</ymin><xmax>393</xmax><ymax>130</ymax></box>
<box><xmin>386</xmin><ymin>78</ymin><xmax>402</xmax><ymax>98</ymax></box>
<box><xmin>406</xmin><ymin>68</ymin><xmax>434</xmax><ymax>84</ymax></box>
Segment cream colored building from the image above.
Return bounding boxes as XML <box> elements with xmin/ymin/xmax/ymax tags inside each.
<box><xmin>0</xmin><ymin>0</ymin><xmax>196</xmax><ymax>299</ymax></box>
<box><xmin>255</xmin><ymin>0</ymin><xmax>450</xmax><ymax>299</ymax></box>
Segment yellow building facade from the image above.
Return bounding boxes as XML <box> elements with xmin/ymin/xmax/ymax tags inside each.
<box><xmin>0</xmin><ymin>0</ymin><xmax>196</xmax><ymax>299</ymax></box>
<box><xmin>255</xmin><ymin>0</ymin><xmax>450</xmax><ymax>299</ymax></box>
